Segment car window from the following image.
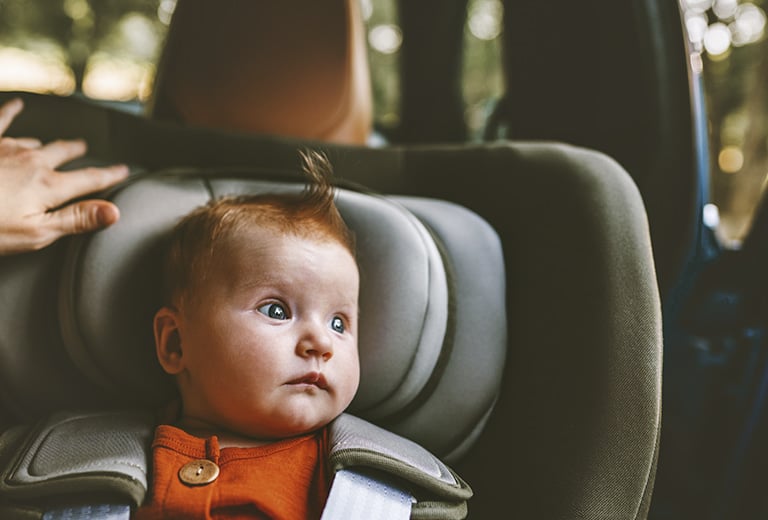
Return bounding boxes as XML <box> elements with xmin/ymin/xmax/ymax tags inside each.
<box><xmin>0</xmin><ymin>0</ymin><xmax>503</xmax><ymax>133</ymax></box>
<box><xmin>363</xmin><ymin>0</ymin><xmax>503</xmax><ymax>140</ymax></box>
<box><xmin>681</xmin><ymin>0</ymin><xmax>768</xmax><ymax>246</ymax></box>
<box><xmin>0</xmin><ymin>0</ymin><xmax>170</xmax><ymax>113</ymax></box>
<box><xmin>362</xmin><ymin>0</ymin><xmax>400</xmax><ymax>133</ymax></box>
<box><xmin>2</xmin><ymin>0</ymin><xmax>764</xmax><ymax>244</ymax></box>
<box><xmin>462</xmin><ymin>0</ymin><xmax>504</xmax><ymax>140</ymax></box>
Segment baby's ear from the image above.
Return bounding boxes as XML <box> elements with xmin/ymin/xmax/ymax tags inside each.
<box><xmin>154</xmin><ymin>306</ymin><xmax>184</xmax><ymax>375</ymax></box>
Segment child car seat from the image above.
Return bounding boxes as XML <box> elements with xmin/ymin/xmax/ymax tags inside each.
<box><xmin>0</xmin><ymin>165</ymin><xmax>500</xmax><ymax>518</ymax></box>
<box><xmin>0</xmin><ymin>91</ymin><xmax>662</xmax><ymax>519</ymax></box>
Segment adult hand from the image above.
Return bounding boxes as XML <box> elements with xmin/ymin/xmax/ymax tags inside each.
<box><xmin>0</xmin><ymin>98</ymin><xmax>129</xmax><ymax>255</ymax></box>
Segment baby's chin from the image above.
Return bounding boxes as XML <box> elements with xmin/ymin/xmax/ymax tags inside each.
<box><xmin>215</xmin><ymin>411</ymin><xmax>335</xmax><ymax>442</ymax></box>
<box><xmin>257</xmin><ymin>400</ymin><xmax>349</xmax><ymax>436</ymax></box>
<box><xmin>258</xmin><ymin>416</ymin><xmax>336</xmax><ymax>439</ymax></box>
<box><xmin>177</xmin><ymin>412</ymin><xmax>325</xmax><ymax>443</ymax></box>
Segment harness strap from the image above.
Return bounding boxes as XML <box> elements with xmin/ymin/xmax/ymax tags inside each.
<box><xmin>321</xmin><ymin>469</ymin><xmax>413</xmax><ymax>520</ymax></box>
<box><xmin>42</xmin><ymin>504</ymin><xmax>131</xmax><ymax>520</ymax></box>
<box><xmin>327</xmin><ymin>414</ymin><xmax>472</xmax><ymax>519</ymax></box>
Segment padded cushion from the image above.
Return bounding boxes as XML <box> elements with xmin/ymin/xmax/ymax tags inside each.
<box><xmin>0</xmin><ymin>410</ymin><xmax>153</xmax><ymax>507</ymax></box>
<box><xmin>58</xmin><ymin>169</ymin><xmax>506</xmax><ymax>458</ymax></box>
<box><xmin>0</xmin><ymin>90</ymin><xmax>664</xmax><ymax>519</ymax></box>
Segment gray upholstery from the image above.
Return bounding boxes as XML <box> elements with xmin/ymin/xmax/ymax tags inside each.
<box><xmin>0</xmin><ymin>410</ymin><xmax>153</xmax><ymax>506</ymax></box>
<box><xmin>327</xmin><ymin>413</ymin><xmax>472</xmax><ymax>519</ymax></box>
<box><xmin>55</xmin><ymin>172</ymin><xmax>506</xmax><ymax>459</ymax></box>
<box><xmin>0</xmin><ymin>410</ymin><xmax>470</xmax><ymax>518</ymax></box>
<box><xmin>0</xmin><ymin>91</ymin><xmax>662</xmax><ymax>519</ymax></box>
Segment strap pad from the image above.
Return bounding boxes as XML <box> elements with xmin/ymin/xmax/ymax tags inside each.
<box><xmin>328</xmin><ymin>414</ymin><xmax>472</xmax><ymax>519</ymax></box>
<box><xmin>0</xmin><ymin>410</ymin><xmax>153</xmax><ymax>514</ymax></box>
<box><xmin>0</xmin><ymin>411</ymin><xmax>470</xmax><ymax>519</ymax></box>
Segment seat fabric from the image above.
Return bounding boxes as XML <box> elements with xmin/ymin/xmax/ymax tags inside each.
<box><xmin>55</xmin><ymin>171</ymin><xmax>506</xmax><ymax>460</ymax></box>
<box><xmin>0</xmin><ymin>91</ymin><xmax>662</xmax><ymax>519</ymax></box>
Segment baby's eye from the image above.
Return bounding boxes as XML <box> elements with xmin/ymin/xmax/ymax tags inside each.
<box><xmin>258</xmin><ymin>302</ymin><xmax>289</xmax><ymax>320</ymax></box>
<box><xmin>330</xmin><ymin>316</ymin><xmax>345</xmax><ymax>333</ymax></box>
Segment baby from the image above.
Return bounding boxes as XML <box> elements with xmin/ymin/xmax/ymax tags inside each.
<box><xmin>136</xmin><ymin>150</ymin><xmax>360</xmax><ymax>519</ymax></box>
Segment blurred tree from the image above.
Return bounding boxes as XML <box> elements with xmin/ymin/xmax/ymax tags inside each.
<box><xmin>0</xmin><ymin>0</ymin><xmax>164</xmax><ymax>91</ymax></box>
<box><xmin>679</xmin><ymin>0</ymin><xmax>767</xmax><ymax>242</ymax></box>
<box><xmin>706</xmin><ymin>36</ymin><xmax>768</xmax><ymax>240</ymax></box>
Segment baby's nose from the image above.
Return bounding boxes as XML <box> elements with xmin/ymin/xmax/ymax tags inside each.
<box><xmin>296</xmin><ymin>322</ymin><xmax>333</xmax><ymax>360</ymax></box>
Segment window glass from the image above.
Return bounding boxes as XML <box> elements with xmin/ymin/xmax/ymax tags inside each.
<box><xmin>0</xmin><ymin>1</ymin><xmax>502</xmax><ymax>142</ymax></box>
<box><xmin>363</xmin><ymin>0</ymin><xmax>401</xmax><ymax>132</ymax></box>
<box><xmin>364</xmin><ymin>0</ymin><xmax>504</xmax><ymax>140</ymax></box>
<box><xmin>0</xmin><ymin>0</ymin><xmax>172</xmax><ymax>110</ymax></box>
<box><xmin>462</xmin><ymin>0</ymin><xmax>504</xmax><ymax>140</ymax></box>
<box><xmin>681</xmin><ymin>0</ymin><xmax>768</xmax><ymax>245</ymax></box>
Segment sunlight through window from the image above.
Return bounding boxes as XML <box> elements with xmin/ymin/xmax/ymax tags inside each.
<box><xmin>0</xmin><ymin>47</ymin><xmax>74</xmax><ymax>95</ymax></box>
<box><xmin>704</xmin><ymin>22</ymin><xmax>732</xmax><ymax>56</ymax></box>
<box><xmin>82</xmin><ymin>53</ymin><xmax>153</xmax><ymax>101</ymax></box>
<box><xmin>468</xmin><ymin>0</ymin><xmax>503</xmax><ymax>41</ymax></box>
<box><xmin>368</xmin><ymin>24</ymin><xmax>402</xmax><ymax>54</ymax></box>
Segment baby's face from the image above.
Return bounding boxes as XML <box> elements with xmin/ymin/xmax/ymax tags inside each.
<box><xmin>170</xmin><ymin>227</ymin><xmax>360</xmax><ymax>440</ymax></box>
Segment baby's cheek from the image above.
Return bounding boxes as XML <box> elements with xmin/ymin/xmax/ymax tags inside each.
<box><xmin>345</xmin><ymin>362</ymin><xmax>361</xmax><ymax>403</ymax></box>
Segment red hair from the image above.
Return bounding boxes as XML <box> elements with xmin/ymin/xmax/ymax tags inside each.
<box><xmin>162</xmin><ymin>150</ymin><xmax>355</xmax><ymax>306</ymax></box>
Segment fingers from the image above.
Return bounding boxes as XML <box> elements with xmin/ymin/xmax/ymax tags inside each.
<box><xmin>37</xmin><ymin>139</ymin><xmax>88</xmax><ymax>168</ymax></box>
<box><xmin>0</xmin><ymin>136</ymin><xmax>42</xmax><ymax>150</ymax></box>
<box><xmin>0</xmin><ymin>200</ymin><xmax>122</xmax><ymax>255</ymax></box>
<box><xmin>44</xmin><ymin>200</ymin><xmax>122</xmax><ymax>240</ymax></box>
<box><xmin>0</xmin><ymin>98</ymin><xmax>23</xmax><ymax>136</ymax></box>
<box><xmin>46</xmin><ymin>164</ymin><xmax>130</xmax><ymax>207</ymax></box>
<box><xmin>11</xmin><ymin>137</ymin><xmax>42</xmax><ymax>149</ymax></box>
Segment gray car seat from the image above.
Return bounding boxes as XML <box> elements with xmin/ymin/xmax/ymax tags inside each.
<box><xmin>0</xmin><ymin>91</ymin><xmax>662</xmax><ymax>519</ymax></box>
<box><xmin>0</xmin><ymin>165</ymin><xmax>500</xmax><ymax>518</ymax></box>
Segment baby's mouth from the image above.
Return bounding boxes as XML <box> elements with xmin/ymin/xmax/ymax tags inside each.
<box><xmin>287</xmin><ymin>371</ymin><xmax>328</xmax><ymax>390</ymax></box>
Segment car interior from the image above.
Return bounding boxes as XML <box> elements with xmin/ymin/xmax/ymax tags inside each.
<box><xmin>1</xmin><ymin>0</ymin><xmax>766</xmax><ymax>518</ymax></box>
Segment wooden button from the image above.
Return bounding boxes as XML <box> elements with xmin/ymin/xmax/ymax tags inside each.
<box><xmin>179</xmin><ymin>459</ymin><xmax>220</xmax><ymax>486</ymax></box>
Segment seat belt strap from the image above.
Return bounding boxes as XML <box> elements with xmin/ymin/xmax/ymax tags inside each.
<box><xmin>321</xmin><ymin>469</ymin><xmax>414</xmax><ymax>520</ymax></box>
<box><xmin>42</xmin><ymin>504</ymin><xmax>131</xmax><ymax>520</ymax></box>
<box><xmin>39</xmin><ymin>472</ymin><xmax>412</xmax><ymax>520</ymax></box>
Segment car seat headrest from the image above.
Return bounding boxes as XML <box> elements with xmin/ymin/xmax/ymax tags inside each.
<box><xmin>58</xmin><ymin>170</ymin><xmax>506</xmax><ymax>459</ymax></box>
<box><xmin>150</xmin><ymin>0</ymin><xmax>372</xmax><ymax>145</ymax></box>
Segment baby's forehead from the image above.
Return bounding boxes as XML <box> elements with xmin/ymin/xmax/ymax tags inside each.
<box><xmin>225</xmin><ymin>225</ymin><xmax>354</xmax><ymax>259</ymax></box>
<box><xmin>216</xmin><ymin>227</ymin><xmax>358</xmax><ymax>275</ymax></box>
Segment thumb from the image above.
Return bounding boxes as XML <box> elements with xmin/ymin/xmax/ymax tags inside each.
<box><xmin>47</xmin><ymin>200</ymin><xmax>121</xmax><ymax>237</ymax></box>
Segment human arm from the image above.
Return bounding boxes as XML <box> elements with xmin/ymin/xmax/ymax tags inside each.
<box><xmin>0</xmin><ymin>98</ymin><xmax>129</xmax><ymax>255</ymax></box>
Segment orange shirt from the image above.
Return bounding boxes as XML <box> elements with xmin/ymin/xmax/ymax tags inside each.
<box><xmin>134</xmin><ymin>425</ymin><xmax>329</xmax><ymax>520</ymax></box>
